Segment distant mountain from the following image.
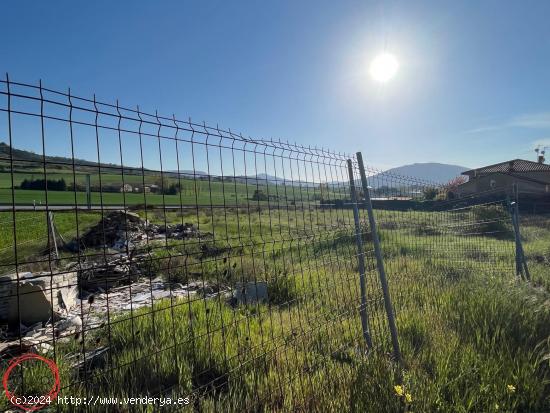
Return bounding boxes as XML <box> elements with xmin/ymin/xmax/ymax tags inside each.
<box><xmin>165</xmin><ymin>170</ymin><xmax>209</xmax><ymax>177</ymax></box>
<box><xmin>325</xmin><ymin>162</ymin><xmax>470</xmax><ymax>188</ymax></box>
<box><xmin>1</xmin><ymin>143</ymin><xmax>469</xmax><ymax>186</ymax></box>
<box><xmin>372</xmin><ymin>162</ymin><xmax>469</xmax><ymax>185</ymax></box>
<box><xmin>236</xmin><ymin>173</ymin><xmax>317</xmax><ymax>187</ymax></box>
<box><xmin>255</xmin><ymin>173</ymin><xmax>283</xmax><ymax>183</ymax></box>
<box><xmin>0</xmin><ymin>143</ymin><xmax>209</xmax><ymax>176</ymax></box>
<box><xmin>0</xmin><ymin>142</ymin><xmax>116</xmax><ymax>169</ymax></box>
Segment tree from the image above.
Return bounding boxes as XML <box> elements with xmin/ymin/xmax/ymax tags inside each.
<box><xmin>443</xmin><ymin>176</ymin><xmax>467</xmax><ymax>199</ymax></box>
<box><xmin>153</xmin><ymin>177</ymin><xmax>180</xmax><ymax>195</ymax></box>
<box><xmin>423</xmin><ymin>187</ymin><xmax>438</xmax><ymax>200</ymax></box>
<box><xmin>19</xmin><ymin>177</ymin><xmax>67</xmax><ymax>191</ymax></box>
<box><xmin>57</xmin><ymin>178</ymin><xmax>67</xmax><ymax>191</ymax></box>
<box><xmin>251</xmin><ymin>189</ymin><xmax>268</xmax><ymax>201</ymax></box>
<box><xmin>165</xmin><ymin>183</ymin><xmax>179</xmax><ymax>195</ymax></box>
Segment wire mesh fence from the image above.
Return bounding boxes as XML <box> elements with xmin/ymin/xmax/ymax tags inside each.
<box><xmin>517</xmin><ymin>211</ymin><xmax>550</xmax><ymax>291</ymax></box>
<box><xmin>0</xmin><ymin>77</ymin><xmax>394</xmax><ymax>412</ymax></box>
<box><xmin>360</xmin><ymin>165</ymin><xmax>521</xmax><ymax>320</ymax></box>
<box><xmin>0</xmin><ymin>77</ymin><xmax>529</xmax><ymax>412</ymax></box>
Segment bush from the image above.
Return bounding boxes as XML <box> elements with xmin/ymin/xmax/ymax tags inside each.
<box><xmin>251</xmin><ymin>189</ymin><xmax>268</xmax><ymax>201</ymax></box>
<box><xmin>471</xmin><ymin>205</ymin><xmax>512</xmax><ymax>237</ymax></box>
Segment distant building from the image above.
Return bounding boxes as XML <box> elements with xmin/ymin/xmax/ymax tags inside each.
<box><xmin>119</xmin><ymin>184</ymin><xmax>133</xmax><ymax>193</ymax></box>
<box><xmin>133</xmin><ymin>186</ymin><xmax>151</xmax><ymax>193</ymax></box>
<box><xmin>454</xmin><ymin>159</ymin><xmax>550</xmax><ymax>197</ymax></box>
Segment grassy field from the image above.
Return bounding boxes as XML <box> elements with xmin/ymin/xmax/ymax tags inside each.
<box><xmin>0</xmin><ymin>206</ymin><xmax>549</xmax><ymax>412</ymax></box>
<box><xmin>0</xmin><ymin>170</ymin><xmax>343</xmax><ymax>206</ymax></box>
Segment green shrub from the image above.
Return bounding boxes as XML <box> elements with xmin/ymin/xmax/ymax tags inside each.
<box><xmin>251</xmin><ymin>189</ymin><xmax>268</xmax><ymax>201</ymax></box>
<box><xmin>471</xmin><ymin>205</ymin><xmax>512</xmax><ymax>238</ymax></box>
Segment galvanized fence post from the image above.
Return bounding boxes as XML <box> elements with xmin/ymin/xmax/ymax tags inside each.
<box><xmin>510</xmin><ymin>199</ymin><xmax>530</xmax><ymax>280</ymax></box>
<box><xmin>346</xmin><ymin>159</ymin><xmax>373</xmax><ymax>351</ymax></box>
<box><xmin>356</xmin><ymin>152</ymin><xmax>402</xmax><ymax>365</ymax></box>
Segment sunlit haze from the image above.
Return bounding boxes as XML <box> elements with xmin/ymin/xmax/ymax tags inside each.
<box><xmin>369</xmin><ymin>53</ymin><xmax>399</xmax><ymax>83</ymax></box>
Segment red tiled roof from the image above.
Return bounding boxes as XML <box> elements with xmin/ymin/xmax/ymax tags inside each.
<box><xmin>462</xmin><ymin>159</ymin><xmax>550</xmax><ymax>176</ymax></box>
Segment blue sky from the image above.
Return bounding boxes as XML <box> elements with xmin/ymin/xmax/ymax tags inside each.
<box><xmin>2</xmin><ymin>0</ymin><xmax>550</xmax><ymax>170</ymax></box>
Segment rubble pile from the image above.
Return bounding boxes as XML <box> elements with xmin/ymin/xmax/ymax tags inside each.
<box><xmin>69</xmin><ymin>210</ymin><xmax>205</xmax><ymax>252</ymax></box>
<box><xmin>0</xmin><ymin>210</ymin><xmax>219</xmax><ymax>361</ymax></box>
<box><xmin>78</xmin><ymin>256</ymin><xmax>142</xmax><ymax>291</ymax></box>
<box><xmin>158</xmin><ymin>222</ymin><xmax>201</xmax><ymax>239</ymax></box>
<box><xmin>78</xmin><ymin>278</ymin><xmax>224</xmax><ymax>322</ymax></box>
<box><xmin>0</xmin><ymin>276</ymin><xmax>228</xmax><ymax>358</ymax></box>
<box><xmin>69</xmin><ymin>210</ymin><xmax>148</xmax><ymax>251</ymax></box>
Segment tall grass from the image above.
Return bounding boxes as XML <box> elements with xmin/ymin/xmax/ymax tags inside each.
<box><xmin>0</xmin><ymin>209</ymin><xmax>549</xmax><ymax>412</ymax></box>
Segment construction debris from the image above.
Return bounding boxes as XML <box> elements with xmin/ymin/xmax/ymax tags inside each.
<box><xmin>0</xmin><ymin>341</ymin><xmax>32</xmax><ymax>360</ymax></box>
<box><xmin>82</xmin><ymin>277</ymin><xmax>192</xmax><ymax>320</ymax></box>
<box><xmin>78</xmin><ymin>255</ymin><xmax>142</xmax><ymax>291</ymax></box>
<box><xmin>67</xmin><ymin>210</ymin><xmax>206</xmax><ymax>252</ymax></box>
<box><xmin>68</xmin><ymin>210</ymin><xmax>147</xmax><ymax>251</ymax></box>
<box><xmin>235</xmin><ymin>281</ymin><xmax>268</xmax><ymax>304</ymax></box>
<box><xmin>0</xmin><ymin>271</ymin><xmax>78</xmax><ymax>326</ymax></box>
<box><xmin>0</xmin><ymin>210</ymin><xmax>219</xmax><ymax>362</ymax></box>
<box><xmin>157</xmin><ymin>222</ymin><xmax>201</xmax><ymax>239</ymax></box>
<box><xmin>79</xmin><ymin>278</ymin><xmax>226</xmax><ymax>321</ymax></box>
<box><xmin>0</xmin><ymin>277</ymin><xmax>228</xmax><ymax>359</ymax></box>
<box><xmin>72</xmin><ymin>346</ymin><xmax>110</xmax><ymax>374</ymax></box>
<box><xmin>56</xmin><ymin>315</ymin><xmax>83</xmax><ymax>334</ymax></box>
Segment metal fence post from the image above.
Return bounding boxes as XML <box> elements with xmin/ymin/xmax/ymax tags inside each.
<box><xmin>510</xmin><ymin>200</ymin><xmax>530</xmax><ymax>280</ymax></box>
<box><xmin>355</xmin><ymin>152</ymin><xmax>402</xmax><ymax>365</ymax></box>
<box><xmin>47</xmin><ymin>211</ymin><xmax>59</xmax><ymax>259</ymax></box>
<box><xmin>346</xmin><ymin>159</ymin><xmax>373</xmax><ymax>351</ymax></box>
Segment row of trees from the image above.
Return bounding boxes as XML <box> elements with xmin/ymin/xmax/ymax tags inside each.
<box><xmin>17</xmin><ymin>177</ymin><xmax>181</xmax><ymax>195</ymax></box>
<box><xmin>19</xmin><ymin>178</ymin><xmax>67</xmax><ymax>191</ymax></box>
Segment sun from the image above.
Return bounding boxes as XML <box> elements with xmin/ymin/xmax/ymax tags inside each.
<box><xmin>369</xmin><ymin>52</ymin><xmax>399</xmax><ymax>83</ymax></box>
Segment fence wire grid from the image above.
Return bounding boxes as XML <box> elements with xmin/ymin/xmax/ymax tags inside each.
<box><xmin>0</xmin><ymin>77</ymin><xmax>526</xmax><ymax>412</ymax></box>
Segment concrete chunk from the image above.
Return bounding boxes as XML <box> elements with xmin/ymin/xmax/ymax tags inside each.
<box><xmin>235</xmin><ymin>281</ymin><xmax>268</xmax><ymax>304</ymax></box>
<box><xmin>0</xmin><ymin>271</ymin><xmax>78</xmax><ymax>326</ymax></box>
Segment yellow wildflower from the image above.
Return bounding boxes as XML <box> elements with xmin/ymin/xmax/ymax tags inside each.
<box><xmin>494</xmin><ymin>403</ymin><xmax>499</xmax><ymax>410</ymax></box>
<box><xmin>507</xmin><ymin>384</ymin><xmax>516</xmax><ymax>394</ymax></box>
<box><xmin>394</xmin><ymin>385</ymin><xmax>404</xmax><ymax>396</ymax></box>
<box><xmin>405</xmin><ymin>393</ymin><xmax>413</xmax><ymax>403</ymax></box>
